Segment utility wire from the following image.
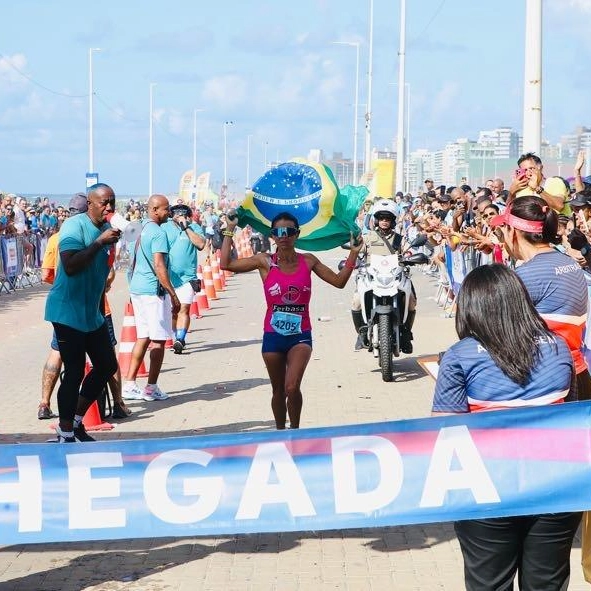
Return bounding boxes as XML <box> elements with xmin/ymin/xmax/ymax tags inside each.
<box><xmin>408</xmin><ymin>0</ymin><xmax>447</xmax><ymax>46</ymax></box>
<box><xmin>0</xmin><ymin>51</ymin><xmax>87</xmax><ymax>98</ymax></box>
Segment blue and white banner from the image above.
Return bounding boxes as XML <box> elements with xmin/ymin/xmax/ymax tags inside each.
<box><xmin>2</xmin><ymin>402</ymin><xmax>591</xmax><ymax>545</ymax></box>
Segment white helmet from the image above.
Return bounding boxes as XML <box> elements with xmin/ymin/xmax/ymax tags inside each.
<box><xmin>371</xmin><ymin>199</ymin><xmax>397</xmax><ymax>220</ymax></box>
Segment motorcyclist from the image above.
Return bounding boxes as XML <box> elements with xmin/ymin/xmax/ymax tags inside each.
<box><xmin>351</xmin><ymin>199</ymin><xmax>417</xmax><ymax>353</ymax></box>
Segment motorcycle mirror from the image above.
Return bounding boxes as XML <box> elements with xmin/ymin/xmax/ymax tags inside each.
<box><xmin>409</xmin><ymin>233</ymin><xmax>428</xmax><ymax>248</ymax></box>
<box><xmin>402</xmin><ymin>252</ymin><xmax>430</xmax><ymax>266</ymax></box>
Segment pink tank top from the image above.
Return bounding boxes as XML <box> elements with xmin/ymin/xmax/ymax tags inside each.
<box><xmin>263</xmin><ymin>254</ymin><xmax>312</xmax><ymax>334</ymax></box>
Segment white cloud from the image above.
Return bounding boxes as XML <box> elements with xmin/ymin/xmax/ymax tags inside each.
<box><xmin>430</xmin><ymin>82</ymin><xmax>460</xmax><ymax>120</ymax></box>
<box><xmin>0</xmin><ymin>53</ymin><xmax>30</xmax><ymax>92</ymax></box>
<box><xmin>553</xmin><ymin>0</ymin><xmax>591</xmax><ymax>10</ymax></box>
<box><xmin>202</xmin><ymin>75</ymin><xmax>247</xmax><ymax>109</ymax></box>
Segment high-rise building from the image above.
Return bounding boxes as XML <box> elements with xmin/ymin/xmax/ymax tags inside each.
<box><xmin>558</xmin><ymin>126</ymin><xmax>591</xmax><ymax>158</ymax></box>
<box><xmin>478</xmin><ymin>127</ymin><xmax>521</xmax><ymax>159</ymax></box>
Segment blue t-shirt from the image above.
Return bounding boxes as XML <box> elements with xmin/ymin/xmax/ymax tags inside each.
<box><xmin>162</xmin><ymin>220</ymin><xmax>204</xmax><ymax>288</ymax></box>
<box><xmin>432</xmin><ymin>335</ymin><xmax>573</xmax><ymax>413</ymax></box>
<box><xmin>44</xmin><ymin>214</ymin><xmax>111</xmax><ymax>332</ymax></box>
<box><xmin>516</xmin><ymin>250</ymin><xmax>588</xmax><ymax>374</ymax></box>
<box><xmin>128</xmin><ymin>220</ymin><xmax>169</xmax><ymax>295</ymax></box>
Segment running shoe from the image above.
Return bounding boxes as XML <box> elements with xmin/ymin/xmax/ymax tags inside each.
<box><xmin>143</xmin><ymin>384</ymin><xmax>169</xmax><ymax>401</ymax></box>
<box><xmin>37</xmin><ymin>403</ymin><xmax>57</xmax><ymax>420</ymax></box>
<box><xmin>74</xmin><ymin>422</ymin><xmax>96</xmax><ymax>442</ymax></box>
<box><xmin>122</xmin><ymin>382</ymin><xmax>144</xmax><ymax>400</ymax></box>
<box><xmin>52</xmin><ymin>427</ymin><xmax>76</xmax><ymax>443</ymax></box>
<box><xmin>173</xmin><ymin>339</ymin><xmax>184</xmax><ymax>354</ymax></box>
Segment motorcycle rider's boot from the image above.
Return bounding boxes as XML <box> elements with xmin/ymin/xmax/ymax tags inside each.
<box><xmin>400</xmin><ymin>310</ymin><xmax>416</xmax><ymax>354</ymax></box>
<box><xmin>352</xmin><ymin>310</ymin><xmax>368</xmax><ymax>350</ymax></box>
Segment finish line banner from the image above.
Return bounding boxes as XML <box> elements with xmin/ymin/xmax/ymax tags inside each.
<box><xmin>2</xmin><ymin>403</ymin><xmax>591</xmax><ymax>545</ymax></box>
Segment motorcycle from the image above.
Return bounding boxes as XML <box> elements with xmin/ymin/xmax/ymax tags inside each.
<box><xmin>250</xmin><ymin>230</ymin><xmax>271</xmax><ymax>254</ymax></box>
<box><xmin>342</xmin><ymin>245</ymin><xmax>429</xmax><ymax>381</ymax></box>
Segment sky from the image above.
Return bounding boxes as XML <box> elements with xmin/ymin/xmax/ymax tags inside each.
<box><xmin>1</xmin><ymin>0</ymin><xmax>590</xmax><ymax>196</ymax></box>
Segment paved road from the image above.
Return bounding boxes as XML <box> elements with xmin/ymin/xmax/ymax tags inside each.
<box><xmin>0</xmin><ymin>251</ymin><xmax>586</xmax><ymax>590</ymax></box>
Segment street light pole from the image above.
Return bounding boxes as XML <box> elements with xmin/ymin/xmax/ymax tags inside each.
<box><xmin>522</xmin><ymin>0</ymin><xmax>542</xmax><ymax>154</ymax></box>
<box><xmin>149</xmin><ymin>82</ymin><xmax>156</xmax><ymax>197</ymax></box>
<box><xmin>333</xmin><ymin>41</ymin><xmax>360</xmax><ymax>185</ymax></box>
<box><xmin>365</xmin><ymin>0</ymin><xmax>374</xmax><ymax>175</ymax></box>
<box><xmin>394</xmin><ymin>0</ymin><xmax>407</xmax><ymax>194</ymax></box>
<box><xmin>192</xmin><ymin>109</ymin><xmax>204</xmax><ymax>200</ymax></box>
<box><xmin>246</xmin><ymin>134</ymin><xmax>253</xmax><ymax>188</ymax></box>
<box><xmin>223</xmin><ymin>120</ymin><xmax>234</xmax><ymax>187</ymax></box>
<box><xmin>88</xmin><ymin>47</ymin><xmax>101</xmax><ymax>177</ymax></box>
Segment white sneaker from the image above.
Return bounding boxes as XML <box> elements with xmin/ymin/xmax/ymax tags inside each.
<box><xmin>143</xmin><ymin>385</ymin><xmax>169</xmax><ymax>401</ymax></box>
<box><xmin>122</xmin><ymin>383</ymin><xmax>144</xmax><ymax>400</ymax></box>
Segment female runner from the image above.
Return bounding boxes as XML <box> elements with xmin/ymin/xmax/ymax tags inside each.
<box><xmin>220</xmin><ymin>211</ymin><xmax>362</xmax><ymax>429</ymax></box>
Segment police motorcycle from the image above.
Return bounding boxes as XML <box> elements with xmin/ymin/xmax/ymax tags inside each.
<box><xmin>343</xmin><ymin>210</ymin><xmax>428</xmax><ymax>382</ymax></box>
<box><xmin>250</xmin><ymin>230</ymin><xmax>271</xmax><ymax>254</ymax></box>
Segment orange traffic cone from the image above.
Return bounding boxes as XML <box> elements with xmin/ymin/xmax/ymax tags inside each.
<box><xmin>196</xmin><ymin>266</ymin><xmax>210</xmax><ymax>310</ymax></box>
<box><xmin>83</xmin><ymin>400</ymin><xmax>114</xmax><ymax>431</ymax></box>
<box><xmin>211</xmin><ymin>258</ymin><xmax>224</xmax><ymax>292</ymax></box>
<box><xmin>202</xmin><ymin>261</ymin><xmax>218</xmax><ymax>300</ymax></box>
<box><xmin>189</xmin><ymin>292</ymin><xmax>201</xmax><ymax>319</ymax></box>
<box><xmin>118</xmin><ymin>301</ymin><xmax>149</xmax><ymax>378</ymax></box>
<box><xmin>213</xmin><ymin>254</ymin><xmax>227</xmax><ymax>289</ymax></box>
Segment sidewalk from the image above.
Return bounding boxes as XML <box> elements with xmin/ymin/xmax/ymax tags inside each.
<box><xmin>0</xmin><ymin>252</ymin><xmax>586</xmax><ymax>590</ymax></box>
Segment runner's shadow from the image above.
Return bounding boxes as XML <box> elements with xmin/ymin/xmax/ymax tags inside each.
<box><xmin>0</xmin><ymin>541</ymin><xmax>209</xmax><ymax>590</ymax></box>
<box><xmin>189</xmin><ymin>339</ymin><xmax>262</xmax><ymax>353</ymax></box>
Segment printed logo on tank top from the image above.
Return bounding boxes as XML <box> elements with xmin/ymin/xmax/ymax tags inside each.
<box><xmin>283</xmin><ymin>285</ymin><xmax>301</xmax><ymax>304</ymax></box>
<box><xmin>268</xmin><ymin>282</ymin><xmax>281</xmax><ymax>296</ymax></box>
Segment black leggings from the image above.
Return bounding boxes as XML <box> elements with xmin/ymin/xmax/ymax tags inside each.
<box><xmin>52</xmin><ymin>322</ymin><xmax>118</xmax><ymax>422</ymax></box>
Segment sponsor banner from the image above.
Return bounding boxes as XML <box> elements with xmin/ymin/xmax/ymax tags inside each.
<box><xmin>2</xmin><ymin>403</ymin><xmax>591</xmax><ymax>545</ymax></box>
<box><xmin>1</xmin><ymin>237</ymin><xmax>19</xmax><ymax>277</ymax></box>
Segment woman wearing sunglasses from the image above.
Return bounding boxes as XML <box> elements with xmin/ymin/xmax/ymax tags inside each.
<box><xmin>490</xmin><ymin>195</ymin><xmax>591</xmax><ymax>399</ymax></box>
<box><xmin>220</xmin><ymin>211</ymin><xmax>362</xmax><ymax>429</ymax></box>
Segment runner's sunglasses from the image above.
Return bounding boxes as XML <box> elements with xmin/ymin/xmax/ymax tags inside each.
<box><xmin>270</xmin><ymin>227</ymin><xmax>299</xmax><ymax>237</ymax></box>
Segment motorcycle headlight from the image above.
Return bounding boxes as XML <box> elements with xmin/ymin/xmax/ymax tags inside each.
<box><xmin>376</xmin><ymin>274</ymin><xmax>394</xmax><ymax>287</ymax></box>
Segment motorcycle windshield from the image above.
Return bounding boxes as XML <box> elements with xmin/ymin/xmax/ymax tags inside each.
<box><xmin>368</xmin><ymin>254</ymin><xmax>398</xmax><ymax>274</ymax></box>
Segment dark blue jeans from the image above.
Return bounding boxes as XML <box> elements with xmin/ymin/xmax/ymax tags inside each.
<box><xmin>52</xmin><ymin>322</ymin><xmax>118</xmax><ymax>422</ymax></box>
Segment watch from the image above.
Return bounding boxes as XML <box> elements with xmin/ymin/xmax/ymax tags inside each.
<box><xmin>581</xmin><ymin>244</ymin><xmax>591</xmax><ymax>257</ymax></box>
<box><xmin>534</xmin><ymin>185</ymin><xmax>544</xmax><ymax>194</ymax></box>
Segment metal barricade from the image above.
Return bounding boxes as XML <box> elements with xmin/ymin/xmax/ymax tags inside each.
<box><xmin>0</xmin><ymin>233</ymin><xmax>46</xmax><ymax>294</ymax></box>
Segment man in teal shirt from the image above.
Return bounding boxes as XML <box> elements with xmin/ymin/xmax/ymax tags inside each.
<box><xmin>44</xmin><ymin>183</ymin><xmax>121</xmax><ymax>442</ymax></box>
<box><xmin>123</xmin><ymin>194</ymin><xmax>180</xmax><ymax>402</ymax></box>
<box><xmin>162</xmin><ymin>203</ymin><xmax>206</xmax><ymax>353</ymax></box>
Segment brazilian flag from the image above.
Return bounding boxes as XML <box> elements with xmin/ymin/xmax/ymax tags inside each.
<box><xmin>236</xmin><ymin>158</ymin><xmax>368</xmax><ymax>251</ymax></box>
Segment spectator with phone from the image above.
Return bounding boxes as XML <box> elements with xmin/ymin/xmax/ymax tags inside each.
<box><xmin>509</xmin><ymin>152</ymin><xmax>572</xmax><ymax>215</ymax></box>
<box><xmin>162</xmin><ymin>203</ymin><xmax>207</xmax><ymax>354</ymax></box>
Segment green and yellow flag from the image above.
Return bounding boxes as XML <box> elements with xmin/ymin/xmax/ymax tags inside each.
<box><xmin>236</xmin><ymin>158</ymin><xmax>368</xmax><ymax>251</ymax></box>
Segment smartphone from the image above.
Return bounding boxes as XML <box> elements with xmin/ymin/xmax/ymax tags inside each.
<box><xmin>515</xmin><ymin>168</ymin><xmax>527</xmax><ymax>180</ymax></box>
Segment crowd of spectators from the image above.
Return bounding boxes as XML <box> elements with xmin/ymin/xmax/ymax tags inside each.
<box><xmin>0</xmin><ymin>193</ymin><xmax>66</xmax><ymax>237</ymax></box>
<box><xmin>370</xmin><ymin>149</ymin><xmax>591</xmax><ymax>292</ymax></box>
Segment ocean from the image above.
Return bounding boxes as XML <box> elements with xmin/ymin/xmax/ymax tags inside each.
<box><xmin>21</xmin><ymin>194</ymin><xmax>147</xmax><ymax>208</ymax></box>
